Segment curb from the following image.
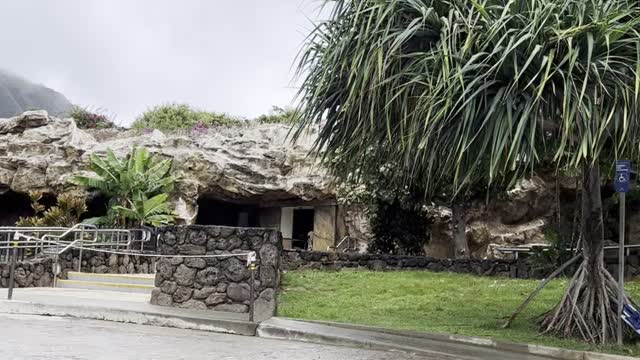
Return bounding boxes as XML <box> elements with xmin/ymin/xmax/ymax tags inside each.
<box><xmin>0</xmin><ymin>300</ymin><xmax>257</xmax><ymax>336</ymax></box>
<box><xmin>257</xmin><ymin>318</ymin><xmax>638</xmax><ymax>360</ymax></box>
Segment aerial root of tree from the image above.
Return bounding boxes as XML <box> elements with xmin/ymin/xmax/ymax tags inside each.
<box><xmin>539</xmin><ymin>260</ymin><xmax>630</xmax><ymax>344</ymax></box>
<box><xmin>502</xmin><ymin>254</ymin><xmax>581</xmax><ymax>329</ymax></box>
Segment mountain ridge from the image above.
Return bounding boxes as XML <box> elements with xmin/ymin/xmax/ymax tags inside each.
<box><xmin>0</xmin><ymin>69</ymin><xmax>72</xmax><ymax>118</ymax></box>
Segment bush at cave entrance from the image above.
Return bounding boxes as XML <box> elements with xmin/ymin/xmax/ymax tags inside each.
<box><xmin>368</xmin><ymin>199</ymin><xmax>429</xmax><ymax>256</ymax></box>
<box><xmin>16</xmin><ymin>191</ymin><xmax>87</xmax><ymax>227</ymax></box>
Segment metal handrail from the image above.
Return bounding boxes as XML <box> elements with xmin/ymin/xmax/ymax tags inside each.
<box><xmin>0</xmin><ymin>225</ymin><xmax>153</xmax><ymax>275</ymax></box>
<box><xmin>327</xmin><ymin>236</ymin><xmax>353</xmax><ymax>252</ymax></box>
<box><xmin>495</xmin><ymin>243</ymin><xmax>640</xmax><ymax>260</ymax></box>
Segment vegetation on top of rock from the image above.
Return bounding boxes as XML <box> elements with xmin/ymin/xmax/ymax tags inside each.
<box><xmin>69</xmin><ymin>146</ymin><xmax>177</xmax><ymax>227</ymax></box>
<box><xmin>16</xmin><ymin>191</ymin><xmax>87</xmax><ymax>227</ymax></box>
<box><xmin>131</xmin><ymin>103</ymin><xmax>242</xmax><ymax>132</ymax></box>
<box><xmin>257</xmin><ymin>106</ymin><xmax>300</xmax><ymax>124</ymax></box>
<box><xmin>69</xmin><ymin>106</ymin><xmax>115</xmax><ymax>129</ymax></box>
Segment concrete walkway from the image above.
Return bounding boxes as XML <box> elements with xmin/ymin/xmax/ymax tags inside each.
<box><xmin>0</xmin><ymin>287</ymin><xmax>256</xmax><ymax>335</ymax></box>
<box><xmin>1</xmin><ymin>313</ymin><xmax>429</xmax><ymax>360</ymax></box>
<box><xmin>1</xmin><ymin>288</ymin><xmax>636</xmax><ymax>360</ymax></box>
<box><xmin>257</xmin><ymin>318</ymin><xmax>638</xmax><ymax>360</ymax></box>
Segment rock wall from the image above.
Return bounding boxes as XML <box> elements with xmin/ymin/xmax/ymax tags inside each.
<box><xmin>283</xmin><ymin>249</ymin><xmax>640</xmax><ymax>280</ymax></box>
<box><xmin>423</xmin><ymin>177</ymin><xmax>555</xmax><ymax>259</ymax></box>
<box><xmin>56</xmin><ymin>250</ymin><xmax>156</xmax><ymax>276</ymax></box>
<box><xmin>0</xmin><ymin>251</ymin><xmax>156</xmax><ymax>288</ymax></box>
<box><xmin>0</xmin><ymin>257</ymin><xmax>54</xmax><ymax>287</ymax></box>
<box><xmin>282</xmin><ymin>250</ymin><xmax>518</xmax><ymax>277</ymax></box>
<box><xmin>0</xmin><ymin>111</ymin><xmax>335</xmax><ymax>224</ymax></box>
<box><xmin>151</xmin><ymin>225</ymin><xmax>281</xmax><ymax>320</ymax></box>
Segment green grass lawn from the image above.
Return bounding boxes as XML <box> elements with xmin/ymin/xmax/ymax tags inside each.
<box><xmin>278</xmin><ymin>270</ymin><xmax>640</xmax><ymax>356</ymax></box>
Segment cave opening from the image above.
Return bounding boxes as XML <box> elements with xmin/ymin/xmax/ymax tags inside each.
<box><xmin>291</xmin><ymin>208</ymin><xmax>314</xmax><ymax>249</ymax></box>
<box><xmin>82</xmin><ymin>191</ymin><xmax>109</xmax><ymax>221</ymax></box>
<box><xmin>0</xmin><ymin>189</ymin><xmax>34</xmax><ymax>226</ymax></box>
<box><xmin>195</xmin><ymin>196</ymin><xmax>259</xmax><ymax>227</ymax></box>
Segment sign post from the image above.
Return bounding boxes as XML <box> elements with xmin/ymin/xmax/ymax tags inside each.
<box><xmin>615</xmin><ymin>160</ymin><xmax>631</xmax><ymax>345</ymax></box>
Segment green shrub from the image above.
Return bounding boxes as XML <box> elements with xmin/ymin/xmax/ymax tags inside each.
<box><xmin>69</xmin><ymin>106</ymin><xmax>115</xmax><ymax>129</ymax></box>
<box><xmin>257</xmin><ymin>106</ymin><xmax>300</xmax><ymax>124</ymax></box>
<box><xmin>16</xmin><ymin>192</ymin><xmax>87</xmax><ymax>227</ymax></box>
<box><xmin>131</xmin><ymin>103</ymin><xmax>241</xmax><ymax>132</ymax></box>
<box><xmin>368</xmin><ymin>199</ymin><xmax>430</xmax><ymax>256</ymax></box>
<box><xmin>527</xmin><ymin>228</ymin><xmax>577</xmax><ymax>277</ymax></box>
<box><xmin>69</xmin><ymin>146</ymin><xmax>177</xmax><ymax>227</ymax></box>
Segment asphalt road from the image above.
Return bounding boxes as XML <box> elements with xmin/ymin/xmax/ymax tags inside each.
<box><xmin>0</xmin><ymin>314</ymin><xmax>437</xmax><ymax>360</ymax></box>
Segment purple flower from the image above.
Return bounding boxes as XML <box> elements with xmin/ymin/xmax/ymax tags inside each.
<box><xmin>191</xmin><ymin>122</ymin><xmax>208</xmax><ymax>134</ymax></box>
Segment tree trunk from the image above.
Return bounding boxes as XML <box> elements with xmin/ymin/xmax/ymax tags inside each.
<box><xmin>452</xmin><ymin>202</ymin><xmax>470</xmax><ymax>259</ymax></box>
<box><xmin>540</xmin><ymin>161</ymin><xmax>627</xmax><ymax>344</ymax></box>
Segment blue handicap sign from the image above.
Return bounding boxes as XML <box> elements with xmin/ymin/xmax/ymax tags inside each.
<box><xmin>622</xmin><ymin>303</ymin><xmax>640</xmax><ymax>335</ymax></box>
<box><xmin>615</xmin><ymin>160</ymin><xmax>632</xmax><ymax>193</ymax></box>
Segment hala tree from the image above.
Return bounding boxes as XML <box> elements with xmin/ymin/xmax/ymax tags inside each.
<box><xmin>295</xmin><ymin>0</ymin><xmax>640</xmax><ymax>343</ymax></box>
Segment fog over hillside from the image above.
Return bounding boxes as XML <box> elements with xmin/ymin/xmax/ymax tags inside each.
<box><xmin>0</xmin><ymin>69</ymin><xmax>72</xmax><ymax>118</ymax></box>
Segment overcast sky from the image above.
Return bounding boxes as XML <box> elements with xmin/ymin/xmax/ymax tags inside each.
<box><xmin>0</xmin><ymin>1</ymin><xmax>327</xmax><ymax>125</ymax></box>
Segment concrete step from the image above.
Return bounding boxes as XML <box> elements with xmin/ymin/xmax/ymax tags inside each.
<box><xmin>56</xmin><ymin>279</ymin><xmax>154</xmax><ymax>294</ymax></box>
<box><xmin>67</xmin><ymin>272</ymin><xmax>155</xmax><ymax>286</ymax></box>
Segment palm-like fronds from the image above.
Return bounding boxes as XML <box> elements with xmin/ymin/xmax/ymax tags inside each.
<box><xmin>295</xmin><ymin>0</ymin><xmax>640</xmax><ymax>196</ymax></box>
<box><xmin>296</xmin><ymin>0</ymin><xmax>640</xmax><ymax>343</ymax></box>
<box><xmin>113</xmin><ymin>193</ymin><xmax>175</xmax><ymax>227</ymax></box>
<box><xmin>69</xmin><ymin>146</ymin><xmax>177</xmax><ymax>227</ymax></box>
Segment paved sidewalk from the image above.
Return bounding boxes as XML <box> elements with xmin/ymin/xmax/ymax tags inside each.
<box><xmin>0</xmin><ymin>287</ymin><xmax>256</xmax><ymax>335</ymax></box>
<box><xmin>1</xmin><ymin>314</ymin><xmax>430</xmax><ymax>360</ymax></box>
<box><xmin>2</xmin><ymin>288</ymin><xmax>637</xmax><ymax>359</ymax></box>
<box><xmin>257</xmin><ymin>318</ymin><xmax>638</xmax><ymax>360</ymax></box>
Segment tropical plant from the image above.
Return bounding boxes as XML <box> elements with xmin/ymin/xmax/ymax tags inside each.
<box><xmin>131</xmin><ymin>103</ymin><xmax>242</xmax><ymax>132</ymax></box>
<box><xmin>338</xmin><ymin>158</ymin><xmax>430</xmax><ymax>254</ymax></box>
<box><xmin>527</xmin><ymin>229</ymin><xmax>577</xmax><ymax>277</ymax></box>
<box><xmin>295</xmin><ymin>0</ymin><xmax>640</xmax><ymax>343</ymax></box>
<box><xmin>112</xmin><ymin>193</ymin><xmax>174</xmax><ymax>227</ymax></box>
<box><xmin>69</xmin><ymin>106</ymin><xmax>115</xmax><ymax>129</ymax></box>
<box><xmin>69</xmin><ymin>146</ymin><xmax>177</xmax><ymax>227</ymax></box>
<box><xmin>16</xmin><ymin>192</ymin><xmax>87</xmax><ymax>227</ymax></box>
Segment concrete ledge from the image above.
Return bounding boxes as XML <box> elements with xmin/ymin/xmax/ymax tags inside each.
<box><xmin>0</xmin><ymin>300</ymin><xmax>258</xmax><ymax>336</ymax></box>
<box><xmin>257</xmin><ymin>318</ymin><xmax>639</xmax><ymax>360</ymax></box>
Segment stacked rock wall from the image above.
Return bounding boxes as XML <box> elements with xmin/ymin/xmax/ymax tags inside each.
<box><xmin>282</xmin><ymin>250</ymin><xmax>519</xmax><ymax>277</ymax></box>
<box><xmin>0</xmin><ymin>251</ymin><xmax>155</xmax><ymax>288</ymax></box>
<box><xmin>282</xmin><ymin>250</ymin><xmax>640</xmax><ymax>280</ymax></box>
<box><xmin>0</xmin><ymin>257</ymin><xmax>55</xmax><ymax>287</ymax></box>
<box><xmin>151</xmin><ymin>225</ymin><xmax>281</xmax><ymax>320</ymax></box>
<box><xmin>57</xmin><ymin>250</ymin><xmax>156</xmax><ymax>276</ymax></box>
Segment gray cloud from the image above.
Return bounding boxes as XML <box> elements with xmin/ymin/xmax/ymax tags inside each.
<box><xmin>0</xmin><ymin>0</ymin><xmax>325</xmax><ymax>125</ymax></box>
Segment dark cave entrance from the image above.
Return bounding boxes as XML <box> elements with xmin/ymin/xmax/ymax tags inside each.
<box><xmin>195</xmin><ymin>196</ymin><xmax>258</xmax><ymax>227</ymax></box>
<box><xmin>292</xmin><ymin>208</ymin><xmax>314</xmax><ymax>249</ymax></box>
<box><xmin>82</xmin><ymin>192</ymin><xmax>109</xmax><ymax>221</ymax></box>
<box><xmin>0</xmin><ymin>189</ymin><xmax>34</xmax><ymax>226</ymax></box>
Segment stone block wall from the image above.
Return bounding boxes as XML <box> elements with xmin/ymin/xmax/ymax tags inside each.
<box><xmin>151</xmin><ymin>225</ymin><xmax>281</xmax><ymax>320</ymax></box>
<box><xmin>282</xmin><ymin>250</ymin><xmax>518</xmax><ymax>277</ymax></box>
<box><xmin>57</xmin><ymin>250</ymin><xmax>156</xmax><ymax>276</ymax></box>
<box><xmin>282</xmin><ymin>250</ymin><xmax>640</xmax><ymax>279</ymax></box>
<box><xmin>0</xmin><ymin>257</ymin><xmax>55</xmax><ymax>288</ymax></box>
<box><xmin>0</xmin><ymin>251</ymin><xmax>156</xmax><ymax>288</ymax></box>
